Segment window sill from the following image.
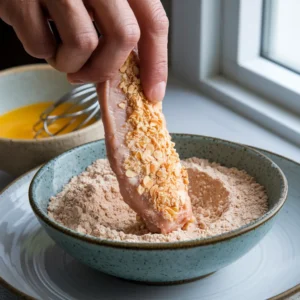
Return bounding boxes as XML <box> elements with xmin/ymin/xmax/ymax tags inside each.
<box><xmin>197</xmin><ymin>74</ymin><xmax>300</xmax><ymax>148</ymax></box>
<box><xmin>164</xmin><ymin>74</ymin><xmax>300</xmax><ymax>162</ymax></box>
<box><xmin>223</xmin><ymin>57</ymin><xmax>300</xmax><ymax>114</ymax></box>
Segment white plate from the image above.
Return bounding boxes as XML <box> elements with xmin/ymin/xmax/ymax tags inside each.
<box><xmin>0</xmin><ymin>149</ymin><xmax>300</xmax><ymax>300</ymax></box>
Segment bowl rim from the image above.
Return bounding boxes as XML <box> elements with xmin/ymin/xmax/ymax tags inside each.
<box><xmin>0</xmin><ymin>63</ymin><xmax>102</xmax><ymax>143</ymax></box>
<box><xmin>0</xmin><ymin>63</ymin><xmax>53</xmax><ymax>77</ymax></box>
<box><xmin>29</xmin><ymin>134</ymin><xmax>288</xmax><ymax>250</ymax></box>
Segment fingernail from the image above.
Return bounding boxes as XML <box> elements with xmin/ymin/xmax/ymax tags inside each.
<box><xmin>148</xmin><ymin>81</ymin><xmax>166</xmax><ymax>102</ymax></box>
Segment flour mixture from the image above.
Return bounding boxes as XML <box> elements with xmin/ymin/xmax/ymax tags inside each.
<box><xmin>48</xmin><ymin>158</ymin><xmax>268</xmax><ymax>242</ymax></box>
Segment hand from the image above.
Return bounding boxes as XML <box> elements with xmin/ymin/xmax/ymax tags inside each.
<box><xmin>0</xmin><ymin>0</ymin><xmax>168</xmax><ymax>102</ymax></box>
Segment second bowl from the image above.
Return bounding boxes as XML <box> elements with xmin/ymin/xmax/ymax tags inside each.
<box><xmin>0</xmin><ymin>64</ymin><xmax>104</xmax><ymax>176</ymax></box>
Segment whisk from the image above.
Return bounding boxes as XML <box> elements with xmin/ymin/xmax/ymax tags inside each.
<box><xmin>33</xmin><ymin>84</ymin><xmax>100</xmax><ymax>139</ymax></box>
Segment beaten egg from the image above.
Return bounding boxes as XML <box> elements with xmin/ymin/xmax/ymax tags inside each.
<box><xmin>0</xmin><ymin>102</ymin><xmax>96</xmax><ymax>139</ymax></box>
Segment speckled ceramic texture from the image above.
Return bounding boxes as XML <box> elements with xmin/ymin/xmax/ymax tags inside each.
<box><xmin>0</xmin><ymin>64</ymin><xmax>104</xmax><ymax>176</ymax></box>
<box><xmin>29</xmin><ymin>134</ymin><xmax>288</xmax><ymax>283</ymax></box>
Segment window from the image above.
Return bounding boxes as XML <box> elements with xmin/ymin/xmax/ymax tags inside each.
<box><xmin>171</xmin><ymin>0</ymin><xmax>300</xmax><ymax>147</ymax></box>
<box><xmin>262</xmin><ymin>0</ymin><xmax>300</xmax><ymax>74</ymax></box>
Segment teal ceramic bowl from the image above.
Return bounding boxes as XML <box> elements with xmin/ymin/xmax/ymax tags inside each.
<box><xmin>29</xmin><ymin>134</ymin><xmax>288</xmax><ymax>284</ymax></box>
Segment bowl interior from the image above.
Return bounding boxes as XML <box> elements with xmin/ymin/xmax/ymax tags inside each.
<box><xmin>31</xmin><ymin>134</ymin><xmax>287</xmax><ymax>233</ymax></box>
<box><xmin>0</xmin><ymin>65</ymin><xmax>72</xmax><ymax>114</ymax></box>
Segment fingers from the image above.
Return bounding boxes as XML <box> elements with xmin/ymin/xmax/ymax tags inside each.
<box><xmin>1</xmin><ymin>0</ymin><xmax>56</xmax><ymax>59</ymax></box>
<box><xmin>1</xmin><ymin>0</ymin><xmax>169</xmax><ymax>103</ymax></box>
<box><xmin>45</xmin><ymin>0</ymin><xmax>98</xmax><ymax>73</ymax></box>
<box><xmin>128</xmin><ymin>0</ymin><xmax>169</xmax><ymax>102</ymax></box>
<box><xmin>67</xmin><ymin>0</ymin><xmax>140</xmax><ymax>83</ymax></box>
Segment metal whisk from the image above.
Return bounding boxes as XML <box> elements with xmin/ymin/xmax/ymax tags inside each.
<box><xmin>33</xmin><ymin>84</ymin><xmax>100</xmax><ymax>139</ymax></box>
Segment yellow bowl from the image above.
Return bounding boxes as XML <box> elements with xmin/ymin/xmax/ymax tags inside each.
<box><xmin>0</xmin><ymin>64</ymin><xmax>104</xmax><ymax>176</ymax></box>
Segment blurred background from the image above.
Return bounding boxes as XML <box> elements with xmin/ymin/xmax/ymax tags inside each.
<box><xmin>0</xmin><ymin>19</ymin><xmax>43</xmax><ymax>70</ymax></box>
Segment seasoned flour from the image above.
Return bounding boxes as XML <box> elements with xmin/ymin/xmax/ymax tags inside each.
<box><xmin>48</xmin><ymin>158</ymin><xmax>268</xmax><ymax>242</ymax></box>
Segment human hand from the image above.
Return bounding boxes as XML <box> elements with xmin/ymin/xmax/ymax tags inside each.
<box><xmin>0</xmin><ymin>0</ymin><xmax>168</xmax><ymax>102</ymax></box>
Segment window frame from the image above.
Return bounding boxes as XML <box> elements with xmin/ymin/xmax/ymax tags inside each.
<box><xmin>261</xmin><ymin>0</ymin><xmax>300</xmax><ymax>76</ymax></box>
<box><xmin>222</xmin><ymin>0</ymin><xmax>300</xmax><ymax>114</ymax></box>
<box><xmin>171</xmin><ymin>0</ymin><xmax>300</xmax><ymax>147</ymax></box>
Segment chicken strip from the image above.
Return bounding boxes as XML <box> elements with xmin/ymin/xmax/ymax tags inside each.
<box><xmin>97</xmin><ymin>51</ymin><xmax>194</xmax><ymax>234</ymax></box>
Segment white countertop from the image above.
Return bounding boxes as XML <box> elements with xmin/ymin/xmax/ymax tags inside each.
<box><xmin>1</xmin><ymin>74</ymin><xmax>299</xmax><ymax>190</ymax></box>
